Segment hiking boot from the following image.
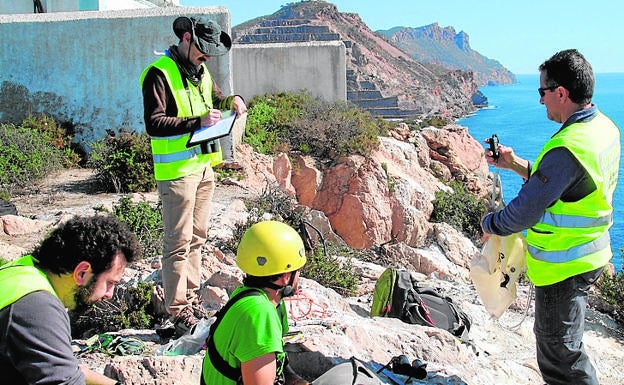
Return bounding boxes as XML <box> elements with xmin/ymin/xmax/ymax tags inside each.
<box><xmin>191</xmin><ymin>300</ymin><xmax>212</xmax><ymax>319</ymax></box>
<box><xmin>155</xmin><ymin>318</ymin><xmax>176</xmax><ymax>339</ymax></box>
<box><xmin>173</xmin><ymin>307</ymin><xmax>198</xmax><ymax>338</ymax></box>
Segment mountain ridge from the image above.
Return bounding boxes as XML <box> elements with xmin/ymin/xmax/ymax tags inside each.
<box><xmin>231</xmin><ymin>0</ymin><xmax>484</xmax><ymax>121</ymax></box>
<box><xmin>377</xmin><ymin>23</ymin><xmax>516</xmax><ymax>86</ymax></box>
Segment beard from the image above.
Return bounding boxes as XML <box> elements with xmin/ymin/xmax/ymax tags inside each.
<box><xmin>68</xmin><ymin>276</ymin><xmax>97</xmax><ymax>315</ymax></box>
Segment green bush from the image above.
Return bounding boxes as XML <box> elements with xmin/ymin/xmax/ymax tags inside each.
<box><xmin>88</xmin><ymin>130</ymin><xmax>155</xmax><ymax>193</ymax></box>
<box><xmin>381</xmin><ymin>162</ymin><xmax>396</xmax><ymax>193</ymax></box>
<box><xmin>20</xmin><ymin>115</ymin><xmax>81</xmax><ymax>167</ymax></box>
<box><xmin>0</xmin><ymin>123</ymin><xmax>65</xmax><ymax>195</ymax></box>
<box><xmin>245</xmin><ymin>91</ymin><xmax>390</xmax><ymax>160</ymax></box>
<box><xmin>301</xmin><ymin>243</ymin><xmax>358</xmax><ymax>296</ymax></box>
<box><xmin>597</xmin><ymin>251</ymin><xmax>624</xmax><ymax>324</ymax></box>
<box><xmin>422</xmin><ymin>116</ymin><xmax>447</xmax><ymax>128</ymax></box>
<box><xmin>245</xmin><ymin>101</ymin><xmax>282</xmax><ymax>155</ymax></box>
<box><xmin>431</xmin><ymin>181</ymin><xmax>485</xmax><ymax>239</ymax></box>
<box><xmin>100</xmin><ymin>196</ymin><xmax>163</xmax><ymax>260</ymax></box>
<box><xmin>71</xmin><ymin>282</ymin><xmax>155</xmax><ymax>338</ymax></box>
<box><xmin>293</xmin><ymin>99</ymin><xmax>390</xmax><ymax>159</ymax></box>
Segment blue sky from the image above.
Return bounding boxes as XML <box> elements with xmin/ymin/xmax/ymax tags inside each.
<box><xmin>180</xmin><ymin>0</ymin><xmax>622</xmax><ymax>75</ymax></box>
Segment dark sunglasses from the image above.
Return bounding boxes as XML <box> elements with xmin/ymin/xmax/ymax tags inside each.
<box><xmin>538</xmin><ymin>85</ymin><xmax>558</xmax><ymax>97</ymax></box>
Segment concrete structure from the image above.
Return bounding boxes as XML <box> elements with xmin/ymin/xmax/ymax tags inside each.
<box><xmin>0</xmin><ymin>0</ymin><xmax>178</xmax><ymax>14</ymax></box>
<box><xmin>233</xmin><ymin>18</ymin><xmax>413</xmax><ymax>118</ymax></box>
<box><xmin>232</xmin><ymin>41</ymin><xmax>346</xmax><ymax>103</ymax></box>
<box><xmin>0</xmin><ymin>7</ymin><xmax>347</xmax><ymax>146</ymax></box>
<box><xmin>0</xmin><ymin>7</ymin><xmax>231</xmax><ymax>144</ymax></box>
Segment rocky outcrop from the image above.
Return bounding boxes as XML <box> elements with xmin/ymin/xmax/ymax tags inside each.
<box><xmin>249</xmin><ymin>123</ymin><xmax>491</xmax><ymax>250</ymax></box>
<box><xmin>5</xmin><ymin>126</ymin><xmax>624</xmax><ymax>385</ymax></box>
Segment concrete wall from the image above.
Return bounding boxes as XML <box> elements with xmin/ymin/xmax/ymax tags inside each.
<box><xmin>0</xmin><ymin>7</ymin><xmax>232</xmax><ymax>144</ymax></box>
<box><xmin>232</xmin><ymin>41</ymin><xmax>346</xmax><ymax>103</ymax></box>
<box><xmin>0</xmin><ymin>7</ymin><xmax>346</xmax><ymax>147</ymax></box>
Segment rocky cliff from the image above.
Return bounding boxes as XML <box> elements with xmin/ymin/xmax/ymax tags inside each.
<box><xmin>3</xmin><ymin>120</ymin><xmax>623</xmax><ymax>384</ymax></box>
<box><xmin>3</xmin><ymin>122</ymin><xmax>623</xmax><ymax>384</ymax></box>
<box><xmin>377</xmin><ymin>23</ymin><xmax>516</xmax><ymax>86</ymax></box>
<box><xmin>232</xmin><ymin>1</ymin><xmax>484</xmax><ymax>121</ymax></box>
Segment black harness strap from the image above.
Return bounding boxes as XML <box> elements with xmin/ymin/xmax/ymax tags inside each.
<box><xmin>201</xmin><ymin>288</ymin><xmax>264</xmax><ymax>383</ymax></box>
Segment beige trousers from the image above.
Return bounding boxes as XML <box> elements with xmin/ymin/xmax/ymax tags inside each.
<box><xmin>157</xmin><ymin>166</ymin><xmax>215</xmax><ymax>317</ymax></box>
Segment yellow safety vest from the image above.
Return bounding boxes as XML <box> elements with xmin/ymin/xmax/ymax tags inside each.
<box><xmin>526</xmin><ymin>112</ymin><xmax>621</xmax><ymax>286</ymax></box>
<box><xmin>140</xmin><ymin>55</ymin><xmax>223</xmax><ymax>181</ymax></box>
<box><xmin>0</xmin><ymin>255</ymin><xmax>57</xmax><ymax>310</ymax></box>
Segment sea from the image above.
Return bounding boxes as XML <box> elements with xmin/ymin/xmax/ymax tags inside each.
<box><xmin>458</xmin><ymin>73</ymin><xmax>624</xmax><ymax>271</ymax></box>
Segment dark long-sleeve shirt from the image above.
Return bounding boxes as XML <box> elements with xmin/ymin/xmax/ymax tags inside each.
<box><xmin>482</xmin><ymin>106</ymin><xmax>598</xmax><ymax>235</ymax></box>
<box><xmin>1</xmin><ymin>291</ymin><xmax>85</xmax><ymax>385</ymax></box>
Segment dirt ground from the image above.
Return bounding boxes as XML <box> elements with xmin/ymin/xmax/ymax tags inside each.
<box><xmin>2</xmin><ymin>167</ymin><xmax>252</xmax><ymax>258</ymax></box>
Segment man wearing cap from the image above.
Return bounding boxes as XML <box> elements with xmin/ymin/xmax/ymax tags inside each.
<box><xmin>140</xmin><ymin>16</ymin><xmax>247</xmax><ymax>337</ymax></box>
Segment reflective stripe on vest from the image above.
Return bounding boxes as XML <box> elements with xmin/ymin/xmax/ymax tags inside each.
<box><xmin>0</xmin><ymin>255</ymin><xmax>57</xmax><ymax>310</ymax></box>
<box><xmin>528</xmin><ymin>231</ymin><xmax>611</xmax><ymax>263</ymax></box>
<box><xmin>140</xmin><ymin>55</ymin><xmax>223</xmax><ymax>181</ymax></box>
<box><xmin>526</xmin><ymin>112</ymin><xmax>620</xmax><ymax>286</ymax></box>
<box><xmin>538</xmin><ymin>211</ymin><xmax>612</xmax><ymax>228</ymax></box>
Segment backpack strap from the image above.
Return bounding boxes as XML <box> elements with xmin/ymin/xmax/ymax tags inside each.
<box><xmin>403</xmin><ymin>288</ymin><xmax>436</xmax><ymax>327</ymax></box>
<box><xmin>203</xmin><ymin>288</ymin><xmax>264</xmax><ymax>382</ymax></box>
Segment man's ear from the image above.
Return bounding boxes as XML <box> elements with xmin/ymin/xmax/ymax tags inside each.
<box><xmin>559</xmin><ymin>86</ymin><xmax>570</xmax><ymax>102</ymax></box>
<box><xmin>73</xmin><ymin>261</ymin><xmax>92</xmax><ymax>286</ymax></box>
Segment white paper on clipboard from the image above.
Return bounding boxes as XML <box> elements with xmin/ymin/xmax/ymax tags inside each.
<box><xmin>186</xmin><ymin>111</ymin><xmax>237</xmax><ymax>147</ymax></box>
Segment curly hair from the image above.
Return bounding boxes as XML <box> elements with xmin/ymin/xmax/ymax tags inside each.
<box><xmin>32</xmin><ymin>215</ymin><xmax>141</xmax><ymax>276</ymax></box>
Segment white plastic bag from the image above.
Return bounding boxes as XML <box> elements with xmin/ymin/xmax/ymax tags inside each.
<box><xmin>155</xmin><ymin>316</ymin><xmax>216</xmax><ymax>356</ymax></box>
<box><xmin>470</xmin><ymin>233</ymin><xmax>527</xmax><ymax>319</ymax></box>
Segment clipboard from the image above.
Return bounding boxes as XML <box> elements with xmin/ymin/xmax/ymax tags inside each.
<box><xmin>186</xmin><ymin>111</ymin><xmax>237</xmax><ymax>147</ymax></box>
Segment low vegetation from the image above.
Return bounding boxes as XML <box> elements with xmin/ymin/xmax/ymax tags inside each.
<box><xmin>597</xmin><ymin>255</ymin><xmax>624</xmax><ymax>324</ymax></box>
<box><xmin>4</xmin><ymin>100</ymin><xmax>624</xmax><ymax>332</ymax></box>
<box><xmin>95</xmin><ymin>195</ymin><xmax>163</xmax><ymax>261</ymax></box>
<box><xmin>71</xmin><ymin>282</ymin><xmax>155</xmax><ymax>338</ymax></box>
<box><xmin>0</xmin><ymin>115</ymin><xmax>79</xmax><ymax>198</ymax></box>
<box><xmin>245</xmin><ymin>91</ymin><xmax>391</xmax><ymax>160</ymax></box>
<box><xmin>431</xmin><ymin>181</ymin><xmax>485</xmax><ymax>240</ymax></box>
<box><xmin>87</xmin><ymin>130</ymin><xmax>155</xmax><ymax>193</ymax></box>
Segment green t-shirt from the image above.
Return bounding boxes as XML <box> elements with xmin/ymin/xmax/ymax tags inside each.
<box><xmin>202</xmin><ymin>286</ymin><xmax>289</xmax><ymax>385</ymax></box>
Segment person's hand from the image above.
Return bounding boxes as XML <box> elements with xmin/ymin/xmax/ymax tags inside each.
<box><xmin>232</xmin><ymin>95</ymin><xmax>248</xmax><ymax>116</ymax></box>
<box><xmin>480</xmin><ymin>212</ymin><xmax>492</xmax><ymax>245</ymax></box>
<box><xmin>480</xmin><ymin>231</ymin><xmax>492</xmax><ymax>245</ymax></box>
<box><xmin>484</xmin><ymin>138</ymin><xmax>515</xmax><ymax>170</ymax></box>
<box><xmin>200</xmin><ymin>109</ymin><xmax>222</xmax><ymax>127</ymax></box>
<box><xmin>484</xmin><ymin>138</ymin><xmax>531</xmax><ymax>179</ymax></box>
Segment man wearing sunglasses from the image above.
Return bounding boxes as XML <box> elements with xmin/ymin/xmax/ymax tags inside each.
<box><xmin>481</xmin><ymin>49</ymin><xmax>620</xmax><ymax>385</ymax></box>
<box><xmin>140</xmin><ymin>16</ymin><xmax>247</xmax><ymax>338</ymax></box>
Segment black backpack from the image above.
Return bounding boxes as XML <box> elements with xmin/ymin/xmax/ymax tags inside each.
<box><xmin>371</xmin><ymin>268</ymin><xmax>471</xmax><ymax>339</ymax></box>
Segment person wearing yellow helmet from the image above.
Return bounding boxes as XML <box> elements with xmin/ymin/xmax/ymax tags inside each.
<box><xmin>201</xmin><ymin>220</ymin><xmax>309</xmax><ymax>385</ymax></box>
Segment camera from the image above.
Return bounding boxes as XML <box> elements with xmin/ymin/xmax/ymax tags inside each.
<box><xmin>489</xmin><ymin>133</ymin><xmax>500</xmax><ymax>160</ymax></box>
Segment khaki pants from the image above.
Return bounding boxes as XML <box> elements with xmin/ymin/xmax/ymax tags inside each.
<box><xmin>157</xmin><ymin>166</ymin><xmax>215</xmax><ymax>317</ymax></box>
